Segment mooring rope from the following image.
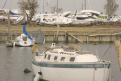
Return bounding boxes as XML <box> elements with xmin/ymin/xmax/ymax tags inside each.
<box><xmin>100</xmin><ymin>44</ymin><xmax>112</xmax><ymax>59</ymax></box>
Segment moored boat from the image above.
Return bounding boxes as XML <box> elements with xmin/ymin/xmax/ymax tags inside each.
<box><xmin>13</xmin><ymin>24</ymin><xmax>35</xmax><ymax>47</ymax></box>
<box><xmin>14</xmin><ymin>33</ymin><xmax>35</xmax><ymax>47</ymax></box>
<box><xmin>32</xmin><ymin>43</ymin><xmax>111</xmax><ymax>81</ymax></box>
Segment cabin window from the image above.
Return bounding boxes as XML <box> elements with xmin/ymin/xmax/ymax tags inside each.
<box><xmin>48</xmin><ymin>55</ymin><xmax>51</xmax><ymax>60</ymax></box>
<box><xmin>54</xmin><ymin>56</ymin><xmax>58</xmax><ymax>60</ymax></box>
<box><xmin>70</xmin><ymin>57</ymin><xmax>75</xmax><ymax>62</ymax></box>
<box><xmin>61</xmin><ymin>57</ymin><xmax>65</xmax><ymax>61</ymax></box>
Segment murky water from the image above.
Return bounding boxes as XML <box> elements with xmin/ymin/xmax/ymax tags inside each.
<box><xmin>0</xmin><ymin>45</ymin><xmax>33</xmax><ymax>81</ymax></box>
<box><xmin>0</xmin><ymin>43</ymin><xmax>121</xmax><ymax>81</ymax></box>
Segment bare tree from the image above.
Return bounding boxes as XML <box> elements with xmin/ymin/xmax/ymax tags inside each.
<box><xmin>18</xmin><ymin>0</ymin><xmax>38</xmax><ymax>23</ymax></box>
<box><xmin>105</xmin><ymin>0</ymin><xmax>118</xmax><ymax>17</ymax></box>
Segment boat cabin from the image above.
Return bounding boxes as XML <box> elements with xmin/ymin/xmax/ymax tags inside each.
<box><xmin>34</xmin><ymin>47</ymin><xmax>99</xmax><ymax>63</ymax></box>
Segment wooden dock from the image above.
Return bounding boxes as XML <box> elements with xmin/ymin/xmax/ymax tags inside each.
<box><xmin>0</xmin><ymin>31</ymin><xmax>118</xmax><ymax>44</ymax></box>
<box><xmin>0</xmin><ymin>25</ymin><xmax>121</xmax><ymax>43</ymax></box>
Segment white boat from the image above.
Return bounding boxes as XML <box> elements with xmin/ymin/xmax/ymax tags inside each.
<box><xmin>32</xmin><ymin>13</ymin><xmax>72</xmax><ymax>25</ymax></box>
<box><xmin>14</xmin><ymin>34</ymin><xmax>34</xmax><ymax>47</ymax></box>
<box><xmin>0</xmin><ymin>9</ymin><xmax>24</xmax><ymax>24</ymax></box>
<box><xmin>32</xmin><ymin>43</ymin><xmax>111</xmax><ymax>81</ymax></box>
<box><xmin>69</xmin><ymin>10</ymin><xmax>108</xmax><ymax>24</ymax></box>
<box><xmin>14</xmin><ymin>24</ymin><xmax>35</xmax><ymax>47</ymax></box>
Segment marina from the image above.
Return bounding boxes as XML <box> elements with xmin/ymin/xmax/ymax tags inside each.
<box><xmin>0</xmin><ymin>0</ymin><xmax>121</xmax><ymax>81</ymax></box>
<box><xmin>0</xmin><ymin>21</ymin><xmax>121</xmax><ymax>81</ymax></box>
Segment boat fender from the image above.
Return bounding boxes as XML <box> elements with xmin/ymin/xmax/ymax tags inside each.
<box><xmin>34</xmin><ymin>72</ymin><xmax>43</xmax><ymax>81</ymax></box>
<box><xmin>13</xmin><ymin>42</ymin><xmax>16</xmax><ymax>46</ymax></box>
<box><xmin>24</xmin><ymin>68</ymin><xmax>31</xmax><ymax>74</ymax></box>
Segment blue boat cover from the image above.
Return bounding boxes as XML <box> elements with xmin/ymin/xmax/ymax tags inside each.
<box><xmin>22</xmin><ymin>24</ymin><xmax>33</xmax><ymax>40</ymax></box>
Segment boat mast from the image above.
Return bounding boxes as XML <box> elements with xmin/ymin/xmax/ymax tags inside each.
<box><xmin>54</xmin><ymin>0</ymin><xmax>60</xmax><ymax>43</ymax></box>
<box><xmin>2</xmin><ymin>0</ymin><xmax>10</xmax><ymax>42</ymax></box>
<box><xmin>56</xmin><ymin>0</ymin><xmax>58</xmax><ymax>13</ymax></box>
<box><xmin>84</xmin><ymin>0</ymin><xmax>87</xmax><ymax>10</ymax></box>
<box><xmin>82</xmin><ymin>0</ymin><xmax>86</xmax><ymax>10</ymax></box>
<box><xmin>42</xmin><ymin>0</ymin><xmax>45</xmax><ymax>13</ymax></box>
<box><xmin>82</xmin><ymin>0</ymin><xmax>84</xmax><ymax>10</ymax></box>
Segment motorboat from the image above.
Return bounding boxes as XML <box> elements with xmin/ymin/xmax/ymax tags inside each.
<box><xmin>32</xmin><ymin>43</ymin><xmax>111</xmax><ymax>81</ymax></box>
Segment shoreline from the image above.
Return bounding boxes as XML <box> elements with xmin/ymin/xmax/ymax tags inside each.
<box><xmin>0</xmin><ymin>24</ymin><xmax>121</xmax><ymax>32</ymax></box>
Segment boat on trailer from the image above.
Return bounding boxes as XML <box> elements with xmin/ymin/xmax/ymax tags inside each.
<box><xmin>32</xmin><ymin>43</ymin><xmax>111</xmax><ymax>81</ymax></box>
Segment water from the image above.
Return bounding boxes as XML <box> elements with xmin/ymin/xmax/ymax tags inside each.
<box><xmin>0</xmin><ymin>44</ymin><xmax>121</xmax><ymax>81</ymax></box>
<box><xmin>0</xmin><ymin>45</ymin><xmax>33</xmax><ymax>81</ymax></box>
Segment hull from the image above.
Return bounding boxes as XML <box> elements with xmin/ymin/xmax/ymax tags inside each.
<box><xmin>32</xmin><ymin>64</ymin><xmax>41</xmax><ymax>75</ymax></box>
<box><xmin>15</xmin><ymin>43</ymin><xmax>33</xmax><ymax>47</ymax></box>
<box><xmin>15</xmin><ymin>38</ymin><xmax>34</xmax><ymax>47</ymax></box>
<box><xmin>32</xmin><ymin>61</ymin><xmax>110</xmax><ymax>81</ymax></box>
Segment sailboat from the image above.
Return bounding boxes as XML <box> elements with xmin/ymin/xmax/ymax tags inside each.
<box><xmin>13</xmin><ymin>23</ymin><xmax>35</xmax><ymax>47</ymax></box>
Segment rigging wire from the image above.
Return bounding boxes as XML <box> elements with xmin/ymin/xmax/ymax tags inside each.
<box><xmin>0</xmin><ymin>0</ymin><xmax>4</xmax><ymax>8</ymax></box>
<box><xmin>100</xmin><ymin>44</ymin><xmax>112</xmax><ymax>59</ymax></box>
<box><xmin>2</xmin><ymin>0</ymin><xmax>8</xmax><ymax>9</ymax></box>
<box><xmin>100</xmin><ymin>44</ymin><xmax>117</xmax><ymax>81</ymax></box>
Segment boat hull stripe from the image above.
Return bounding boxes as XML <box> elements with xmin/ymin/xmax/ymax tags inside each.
<box><xmin>32</xmin><ymin>61</ymin><xmax>110</xmax><ymax>68</ymax></box>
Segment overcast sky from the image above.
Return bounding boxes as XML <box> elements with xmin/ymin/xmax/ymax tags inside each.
<box><xmin>0</xmin><ymin>0</ymin><xmax>121</xmax><ymax>15</ymax></box>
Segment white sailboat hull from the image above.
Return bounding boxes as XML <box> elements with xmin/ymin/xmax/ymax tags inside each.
<box><xmin>32</xmin><ymin>62</ymin><xmax>110</xmax><ymax>81</ymax></box>
<box><xmin>14</xmin><ymin>35</ymin><xmax>34</xmax><ymax>47</ymax></box>
<box><xmin>15</xmin><ymin>40</ymin><xmax>33</xmax><ymax>47</ymax></box>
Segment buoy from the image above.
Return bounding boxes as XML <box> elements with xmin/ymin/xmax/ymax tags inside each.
<box><xmin>24</xmin><ymin>68</ymin><xmax>31</xmax><ymax>74</ymax></box>
<box><xmin>13</xmin><ymin>42</ymin><xmax>16</xmax><ymax>47</ymax></box>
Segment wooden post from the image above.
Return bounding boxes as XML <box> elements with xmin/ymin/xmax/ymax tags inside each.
<box><xmin>86</xmin><ymin>34</ymin><xmax>89</xmax><ymax>44</ymax></box>
<box><xmin>114</xmin><ymin>39</ymin><xmax>121</xmax><ymax>70</ymax></box>
<box><xmin>65</xmin><ymin>32</ymin><xmax>68</xmax><ymax>43</ymax></box>
<box><xmin>7</xmin><ymin>10</ymin><xmax>11</xmax><ymax>41</ymax></box>
<box><xmin>54</xmin><ymin>24</ymin><xmax>60</xmax><ymax>43</ymax></box>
